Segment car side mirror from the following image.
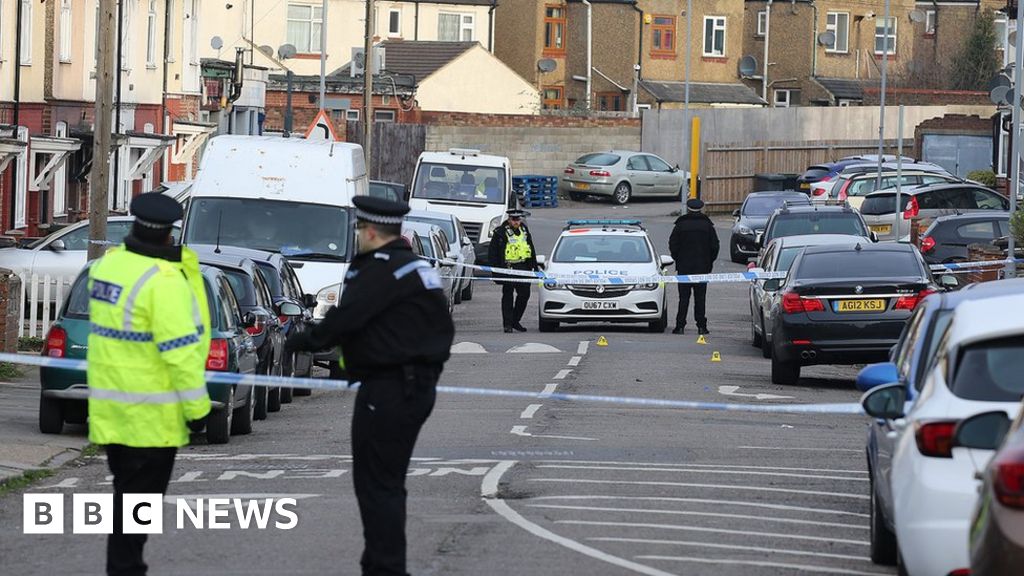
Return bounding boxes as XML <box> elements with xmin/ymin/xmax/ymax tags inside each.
<box><xmin>953</xmin><ymin>411</ymin><xmax>1012</xmax><ymax>451</ymax></box>
<box><xmin>755</xmin><ymin>232</ymin><xmax>764</xmax><ymax>247</ymax></box>
<box><xmin>303</xmin><ymin>293</ymin><xmax>317</xmax><ymax>309</ymax></box>
<box><xmin>856</xmin><ymin>362</ymin><xmax>899</xmax><ymax>393</ymax></box>
<box><xmin>940</xmin><ymin>274</ymin><xmax>959</xmax><ymax>289</ymax></box>
<box><xmin>762</xmin><ymin>278</ymin><xmax>781</xmax><ymax>292</ymax></box>
<box><xmin>242</xmin><ymin>312</ymin><xmax>258</xmax><ymax>328</ymax></box>
<box><xmin>870</xmin><ymin>232</ymin><xmax>879</xmax><ymax>242</ymax></box>
<box><xmin>732</xmin><ymin>209</ymin><xmax>741</xmax><ymax>218</ymax></box>
<box><xmin>659</xmin><ymin>255</ymin><xmax>674</xmax><ymax>268</ymax></box>
<box><xmin>536</xmin><ymin>255</ymin><xmax>547</xmax><ymax>269</ymax></box>
<box><xmin>461</xmin><ymin>235</ymin><xmax>472</xmax><ymax>247</ymax></box>
<box><xmin>277</xmin><ymin>301</ymin><xmax>304</xmax><ymax>317</ymax></box>
<box><xmin>49</xmin><ymin>239</ymin><xmax>66</xmax><ymax>252</ymax></box>
<box><xmin>860</xmin><ymin>382</ymin><xmax>907</xmax><ymax>420</ymax></box>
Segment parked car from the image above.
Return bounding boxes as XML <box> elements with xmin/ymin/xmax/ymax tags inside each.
<box><xmin>768</xmin><ymin>242</ymin><xmax>933</xmax><ymax>385</ymax></box>
<box><xmin>39</xmin><ymin>263</ymin><xmax>261</xmax><ymax>444</ymax></box>
<box><xmin>559</xmin><ymin>151</ymin><xmax>690</xmax><ymax>205</ymax></box>
<box><xmin>748</xmin><ymin>234</ymin><xmax>867</xmax><ymax>358</ymax></box>
<box><xmin>401</xmin><ymin>221</ymin><xmax>457</xmax><ymax>313</ymax></box>
<box><xmin>855</xmin><ymin>278</ymin><xmax>1024</xmax><ymax>567</ymax></box>
<box><xmin>918</xmin><ymin>212</ymin><xmax>1011</xmax><ymax>265</ymax></box>
<box><xmin>759</xmin><ymin>204</ymin><xmax>871</xmax><ymax>253</ymax></box>
<box><xmin>729</xmin><ymin>191</ymin><xmax>810</xmax><ymax>263</ymax></box>
<box><xmin>860</xmin><ymin>183</ymin><xmax>1010</xmax><ymax>242</ymax></box>
<box><xmin>406</xmin><ymin>209</ymin><xmax>476</xmax><ymax>304</ymax></box>
<box><xmin>835</xmin><ymin>168</ymin><xmax>961</xmax><ymax>210</ymax></box>
<box><xmin>795</xmin><ymin>164</ymin><xmax>835</xmax><ymax>193</ymax></box>
<box><xmin>860</xmin><ymin>293</ymin><xmax>1024</xmax><ymax>576</ymax></box>
<box><xmin>807</xmin><ymin>157</ymin><xmax>920</xmax><ymax>201</ymax></box>
<box><xmin>191</xmin><ymin>246</ymin><xmax>287</xmax><ymax>420</ymax></box>
<box><xmin>369</xmin><ymin>180</ymin><xmax>407</xmax><ymax>202</ymax></box>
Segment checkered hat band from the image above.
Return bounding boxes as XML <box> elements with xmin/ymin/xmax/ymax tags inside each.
<box><xmin>134</xmin><ymin>217</ymin><xmax>173</xmax><ymax>229</ymax></box>
<box><xmin>355</xmin><ymin>209</ymin><xmax>405</xmax><ymax>225</ymax></box>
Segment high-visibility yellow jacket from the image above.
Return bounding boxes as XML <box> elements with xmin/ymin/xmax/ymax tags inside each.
<box><xmin>504</xmin><ymin>227</ymin><xmax>533</xmax><ymax>263</ymax></box>
<box><xmin>87</xmin><ymin>245</ymin><xmax>211</xmax><ymax>448</ymax></box>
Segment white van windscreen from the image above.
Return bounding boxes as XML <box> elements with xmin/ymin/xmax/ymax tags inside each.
<box><xmin>412</xmin><ymin>163</ymin><xmax>506</xmax><ymax>204</ymax></box>
<box><xmin>184</xmin><ymin>198</ymin><xmax>351</xmax><ymax>261</ymax></box>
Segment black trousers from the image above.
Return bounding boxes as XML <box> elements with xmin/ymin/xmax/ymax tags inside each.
<box><xmin>351</xmin><ymin>366</ymin><xmax>439</xmax><ymax>576</ymax></box>
<box><xmin>501</xmin><ymin>282</ymin><xmax>531</xmax><ymax>327</ymax></box>
<box><xmin>105</xmin><ymin>445</ymin><xmax>177</xmax><ymax>576</ymax></box>
<box><xmin>676</xmin><ymin>282</ymin><xmax>708</xmax><ymax>329</ymax></box>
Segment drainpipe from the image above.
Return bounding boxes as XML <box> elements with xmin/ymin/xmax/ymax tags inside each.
<box><xmin>763</xmin><ymin>0</ymin><xmax>772</xmax><ymax>103</ymax></box>
<box><xmin>630</xmin><ymin>3</ymin><xmax>643</xmax><ymax>112</ymax></box>
<box><xmin>162</xmin><ymin>0</ymin><xmax>171</xmax><ymax>182</ymax></box>
<box><xmin>414</xmin><ymin>2</ymin><xmax>419</xmax><ymax>41</ymax></box>
<box><xmin>113</xmin><ymin>0</ymin><xmax>124</xmax><ymax>209</ymax></box>
<box><xmin>488</xmin><ymin>1</ymin><xmax>497</xmax><ymax>53</ymax></box>
<box><xmin>582</xmin><ymin>0</ymin><xmax>592</xmax><ymax>109</ymax></box>
<box><xmin>811</xmin><ymin>1</ymin><xmax>818</xmax><ymax>80</ymax></box>
<box><xmin>11</xmin><ymin>0</ymin><xmax>24</xmax><ymax>228</ymax></box>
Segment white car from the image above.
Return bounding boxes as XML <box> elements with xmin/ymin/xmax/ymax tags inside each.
<box><xmin>405</xmin><ymin>210</ymin><xmax>476</xmax><ymax>304</ymax></box>
<box><xmin>860</xmin><ymin>294</ymin><xmax>1024</xmax><ymax>576</ymax></box>
<box><xmin>537</xmin><ymin>220</ymin><xmax>672</xmax><ymax>332</ymax></box>
<box><xmin>401</xmin><ymin>220</ymin><xmax>458</xmax><ymax>313</ymax></box>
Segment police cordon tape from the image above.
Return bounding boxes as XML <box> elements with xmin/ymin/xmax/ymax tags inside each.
<box><xmin>0</xmin><ymin>352</ymin><xmax>864</xmax><ymax>416</ymax></box>
<box><xmin>928</xmin><ymin>258</ymin><xmax>1024</xmax><ymax>272</ymax></box>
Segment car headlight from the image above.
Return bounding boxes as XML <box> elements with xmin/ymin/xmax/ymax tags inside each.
<box><xmin>543</xmin><ymin>280</ymin><xmax>568</xmax><ymax>290</ymax></box>
<box><xmin>637</xmin><ymin>283</ymin><xmax>660</xmax><ymax>291</ymax></box>
<box><xmin>314</xmin><ymin>283</ymin><xmax>341</xmax><ymax>319</ymax></box>
<box><xmin>737</xmin><ymin>225</ymin><xmax>753</xmax><ymax>235</ymax></box>
<box><xmin>484</xmin><ymin>215</ymin><xmax>503</xmax><ymax>240</ymax></box>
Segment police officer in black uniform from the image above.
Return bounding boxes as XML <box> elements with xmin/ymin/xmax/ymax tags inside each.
<box><xmin>669</xmin><ymin>198</ymin><xmax>720</xmax><ymax>335</ymax></box>
<box><xmin>286</xmin><ymin>196</ymin><xmax>455</xmax><ymax>576</ymax></box>
<box><xmin>488</xmin><ymin>208</ymin><xmax>538</xmax><ymax>333</ymax></box>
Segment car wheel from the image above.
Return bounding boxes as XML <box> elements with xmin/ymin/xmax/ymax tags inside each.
<box><xmin>538</xmin><ymin>315</ymin><xmax>558</xmax><ymax>332</ymax></box>
<box><xmin>569</xmin><ymin>192</ymin><xmax>586</xmax><ymax>202</ymax></box>
<box><xmin>280</xmin><ymin>353</ymin><xmax>296</xmax><ymax>404</ymax></box>
<box><xmin>674</xmin><ymin>184</ymin><xmax>684</xmax><ymax>200</ymax></box>
<box><xmin>454</xmin><ymin>280</ymin><xmax>463</xmax><ymax>305</ymax></box>
<box><xmin>649</xmin><ymin>306</ymin><xmax>668</xmax><ymax>333</ymax></box>
<box><xmin>730</xmin><ymin>241</ymin><xmax>747</xmax><ymax>264</ymax></box>
<box><xmin>612</xmin><ymin>183</ymin><xmax>631</xmax><ymax>205</ymax></box>
<box><xmin>231</xmin><ymin>386</ymin><xmax>254</xmax><ymax>435</ymax></box>
<box><xmin>751</xmin><ymin>313</ymin><xmax>763</xmax><ymax>348</ymax></box>
<box><xmin>771</xmin><ymin>355</ymin><xmax>800</xmax><ymax>385</ymax></box>
<box><xmin>760</xmin><ymin>316</ymin><xmax>772</xmax><ymax>359</ymax></box>
<box><xmin>870</xmin><ymin>476</ymin><xmax>898</xmax><ymax>566</ymax></box>
<box><xmin>461</xmin><ymin>278</ymin><xmax>474</xmax><ymax>301</ymax></box>
<box><xmin>253</xmin><ymin>365</ymin><xmax>269</xmax><ymax>421</ymax></box>
<box><xmin>39</xmin><ymin>395</ymin><xmax>64</xmax><ymax>434</ymax></box>
<box><xmin>207</xmin><ymin>387</ymin><xmax>233</xmax><ymax>444</ymax></box>
<box><xmin>267</xmin><ymin>362</ymin><xmax>283</xmax><ymax>413</ymax></box>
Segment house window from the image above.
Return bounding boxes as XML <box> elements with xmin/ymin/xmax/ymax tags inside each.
<box><xmin>542</xmin><ymin>86</ymin><xmax>563</xmax><ymax>110</ymax></box>
<box><xmin>703</xmin><ymin>16</ymin><xmax>726</xmax><ymax>57</ymax></box>
<box><xmin>166</xmin><ymin>0</ymin><xmax>175</xmax><ymax>61</ymax></box>
<box><xmin>825</xmin><ymin>12</ymin><xmax>849</xmax><ymax>53</ymax></box>
<box><xmin>187</xmin><ymin>0</ymin><xmax>199</xmax><ymax>65</ymax></box>
<box><xmin>925</xmin><ymin>10</ymin><xmax>936</xmax><ymax>36</ymax></box>
<box><xmin>346</xmin><ymin>109</ymin><xmax>360</xmax><ymax>121</ymax></box>
<box><xmin>875</xmin><ymin>17</ymin><xmax>896</xmax><ymax>55</ymax></box>
<box><xmin>438</xmin><ymin>13</ymin><xmax>473</xmax><ymax>41</ymax></box>
<box><xmin>774</xmin><ymin>89</ymin><xmax>799</xmax><ymax>108</ymax></box>
<box><xmin>544</xmin><ymin>5</ymin><xmax>566</xmax><ymax>54</ymax></box>
<box><xmin>147</xmin><ymin>0</ymin><xmax>158</xmax><ymax>67</ymax></box>
<box><xmin>120</xmin><ymin>0</ymin><xmax>132</xmax><ymax>70</ymax></box>
<box><xmin>59</xmin><ymin>0</ymin><xmax>72</xmax><ymax>62</ymax></box>
<box><xmin>374</xmin><ymin>110</ymin><xmax>396</xmax><ymax>123</ymax></box>
<box><xmin>597</xmin><ymin>92</ymin><xmax>624</xmax><ymax>112</ymax></box>
<box><xmin>287</xmin><ymin>4</ymin><xmax>323</xmax><ymax>53</ymax></box>
<box><xmin>388</xmin><ymin>9</ymin><xmax>401</xmax><ymax>36</ymax></box>
<box><xmin>651</xmin><ymin>15</ymin><xmax>675</xmax><ymax>55</ymax></box>
<box><xmin>19</xmin><ymin>0</ymin><xmax>31</xmax><ymax>65</ymax></box>
<box><xmin>756</xmin><ymin>11</ymin><xmax>766</xmax><ymax>37</ymax></box>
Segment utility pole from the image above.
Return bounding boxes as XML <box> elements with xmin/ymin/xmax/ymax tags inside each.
<box><xmin>363</xmin><ymin>0</ymin><xmax>375</xmax><ymax>177</ymax></box>
<box><xmin>682</xmin><ymin>0</ymin><xmax>692</xmax><ymax>211</ymax></box>
<box><xmin>1008</xmin><ymin>0</ymin><xmax>1023</xmax><ymax>278</ymax></box>
<box><xmin>876</xmin><ymin>0</ymin><xmax>891</xmax><ymax>192</ymax></box>
<box><xmin>89</xmin><ymin>0</ymin><xmax>116</xmax><ymax>261</ymax></box>
<box><xmin>319</xmin><ymin>0</ymin><xmax>327</xmax><ymax>111</ymax></box>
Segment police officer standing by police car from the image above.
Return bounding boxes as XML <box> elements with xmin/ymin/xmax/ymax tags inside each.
<box><xmin>86</xmin><ymin>193</ymin><xmax>212</xmax><ymax>576</ymax></box>
<box><xmin>488</xmin><ymin>208</ymin><xmax>539</xmax><ymax>333</ymax></box>
<box><xmin>286</xmin><ymin>196</ymin><xmax>454</xmax><ymax>576</ymax></box>
<box><xmin>669</xmin><ymin>198</ymin><xmax>720</xmax><ymax>335</ymax></box>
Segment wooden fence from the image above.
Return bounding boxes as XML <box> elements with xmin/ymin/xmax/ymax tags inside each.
<box><xmin>346</xmin><ymin>122</ymin><xmax>426</xmax><ymax>186</ymax></box>
<box><xmin>18</xmin><ymin>273</ymin><xmax>75</xmax><ymax>339</ymax></box>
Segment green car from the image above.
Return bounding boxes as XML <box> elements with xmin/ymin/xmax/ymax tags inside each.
<box><xmin>39</xmin><ymin>263</ymin><xmax>262</xmax><ymax>444</ymax></box>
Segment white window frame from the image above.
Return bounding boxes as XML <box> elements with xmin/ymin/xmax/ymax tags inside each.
<box><xmin>14</xmin><ymin>127</ymin><xmax>29</xmax><ymax>229</ymax></box>
<box><xmin>374</xmin><ymin>110</ymin><xmax>396</xmax><ymax>123</ymax></box>
<box><xmin>166</xmin><ymin>0</ymin><xmax>175</xmax><ymax>62</ymax></box>
<box><xmin>59</xmin><ymin>0</ymin><xmax>73</xmax><ymax>63</ymax></box>
<box><xmin>756</xmin><ymin>11</ymin><xmax>766</xmax><ymax>37</ymax></box>
<box><xmin>925</xmin><ymin>10</ymin><xmax>936</xmax><ymax>36</ymax></box>
<box><xmin>774</xmin><ymin>89</ymin><xmax>791</xmax><ymax>108</ymax></box>
<box><xmin>703</xmin><ymin>16</ymin><xmax>727</xmax><ymax>58</ymax></box>
<box><xmin>0</xmin><ymin>0</ymin><xmax>5</xmax><ymax>61</ymax></box>
<box><xmin>875</xmin><ymin>17</ymin><xmax>897</xmax><ymax>56</ymax></box>
<box><xmin>286</xmin><ymin>3</ymin><xmax>323</xmax><ymax>54</ymax></box>
<box><xmin>19</xmin><ymin>0</ymin><xmax>32</xmax><ymax>65</ymax></box>
<box><xmin>146</xmin><ymin>0</ymin><xmax>158</xmax><ymax>67</ymax></box>
<box><xmin>460</xmin><ymin>13</ymin><xmax>474</xmax><ymax>41</ymax></box>
<box><xmin>388</xmin><ymin>8</ymin><xmax>401</xmax><ymax>37</ymax></box>
<box><xmin>120</xmin><ymin>0</ymin><xmax>132</xmax><ymax>71</ymax></box>
<box><xmin>825</xmin><ymin>12</ymin><xmax>849</xmax><ymax>54</ymax></box>
<box><xmin>186</xmin><ymin>0</ymin><xmax>199</xmax><ymax>65</ymax></box>
<box><xmin>346</xmin><ymin>109</ymin><xmax>360</xmax><ymax>121</ymax></box>
<box><xmin>53</xmin><ymin>123</ymin><xmax>69</xmax><ymax>217</ymax></box>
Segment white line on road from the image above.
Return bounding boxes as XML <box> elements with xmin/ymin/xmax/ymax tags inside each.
<box><xmin>534</xmin><ymin>465</ymin><xmax>868</xmax><ymax>482</ymax></box>
<box><xmin>554</xmin><ymin>369</ymin><xmax>573</xmax><ymax>380</ymax></box>
<box><xmin>534</xmin><ymin>460</ymin><xmax>867</xmax><ymax>475</ymax></box>
<box><xmin>507</xmin><ymin>343</ymin><xmax>563</xmax><ymax>354</ymax></box>
<box><xmin>635</xmin><ymin>555</ymin><xmax>888</xmax><ymax>576</ymax></box>
<box><xmin>511</xmin><ymin>425</ymin><xmax>530</xmax><ymax>437</ymax></box>
<box><xmin>578</xmin><ymin>341</ymin><xmax>589</xmax><ymax>355</ymax></box>
<box><xmin>568</xmin><ymin>356</ymin><xmax>582</xmax><ymax>367</ymax></box>
<box><xmin>526</xmin><ymin>504</ymin><xmax>867</xmax><ymax>530</ymax></box>
<box><xmin>450</xmin><ymin>342</ymin><xmax>488</xmax><ymax>354</ymax></box>
<box><xmin>590</xmin><ymin>537</ymin><xmax>869</xmax><ymax>562</ymax></box>
<box><xmin>163</xmin><ymin>493</ymin><xmax>321</xmax><ymax>503</ymax></box>
<box><xmin>539</xmin><ymin>384</ymin><xmax>558</xmax><ymax>398</ymax></box>
<box><xmin>520</xmin><ymin>404</ymin><xmax>543</xmax><ymax>419</ymax></box>
<box><xmin>529</xmin><ymin>495</ymin><xmax>869</xmax><ymax>518</ymax></box>
<box><xmin>555</xmin><ymin>520</ymin><xmax>869</xmax><ymax>546</ymax></box>
<box><xmin>718</xmin><ymin>385</ymin><xmax>794</xmax><ymax>401</ymax></box>
<box><xmin>737</xmin><ymin>446</ymin><xmax>862</xmax><ymax>454</ymax></box>
<box><xmin>481</xmin><ymin>462</ymin><xmax>678</xmax><ymax>576</ymax></box>
<box><xmin>529</xmin><ymin>478</ymin><xmax>869</xmax><ymax>500</ymax></box>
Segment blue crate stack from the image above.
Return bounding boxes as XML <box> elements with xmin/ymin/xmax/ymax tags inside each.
<box><xmin>513</xmin><ymin>175</ymin><xmax>559</xmax><ymax>208</ymax></box>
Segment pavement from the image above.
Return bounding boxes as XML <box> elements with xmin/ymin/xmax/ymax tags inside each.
<box><xmin>0</xmin><ymin>198</ymin><xmax>892</xmax><ymax>575</ymax></box>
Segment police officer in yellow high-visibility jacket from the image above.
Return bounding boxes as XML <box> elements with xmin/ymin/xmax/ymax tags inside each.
<box><xmin>87</xmin><ymin>193</ymin><xmax>211</xmax><ymax>576</ymax></box>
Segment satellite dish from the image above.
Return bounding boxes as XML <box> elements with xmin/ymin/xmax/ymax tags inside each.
<box><xmin>259</xmin><ymin>45</ymin><xmax>274</xmax><ymax>58</ymax></box>
<box><xmin>210</xmin><ymin>36</ymin><xmax>224</xmax><ymax>50</ymax></box>
<box><xmin>909</xmin><ymin>9</ymin><xmax>926</xmax><ymax>23</ymax></box>
<box><xmin>537</xmin><ymin>59</ymin><xmax>557</xmax><ymax>73</ymax></box>
<box><xmin>989</xmin><ymin>73</ymin><xmax>1012</xmax><ymax>92</ymax></box>
<box><xmin>991</xmin><ymin>85</ymin><xmax>1011</xmax><ymax>106</ymax></box>
<box><xmin>738</xmin><ymin>55</ymin><xmax>758</xmax><ymax>78</ymax></box>
<box><xmin>278</xmin><ymin>44</ymin><xmax>297</xmax><ymax>59</ymax></box>
<box><xmin>817</xmin><ymin>31</ymin><xmax>836</xmax><ymax>48</ymax></box>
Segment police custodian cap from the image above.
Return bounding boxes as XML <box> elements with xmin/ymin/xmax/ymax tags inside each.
<box><xmin>506</xmin><ymin>208</ymin><xmax>529</xmax><ymax>218</ymax></box>
<box><xmin>686</xmin><ymin>198</ymin><xmax>705</xmax><ymax>212</ymax></box>
<box><xmin>353</xmin><ymin>195</ymin><xmax>410</xmax><ymax>225</ymax></box>
<box><xmin>130</xmin><ymin>192</ymin><xmax>183</xmax><ymax>229</ymax></box>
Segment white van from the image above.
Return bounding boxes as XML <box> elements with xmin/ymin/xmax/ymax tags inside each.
<box><xmin>408</xmin><ymin>148</ymin><xmax>514</xmax><ymax>263</ymax></box>
<box><xmin>181</xmin><ymin>135</ymin><xmax>367</xmax><ymax>320</ymax></box>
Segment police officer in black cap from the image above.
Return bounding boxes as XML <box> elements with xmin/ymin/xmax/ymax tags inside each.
<box><xmin>285</xmin><ymin>195</ymin><xmax>454</xmax><ymax>576</ymax></box>
<box><xmin>669</xmin><ymin>198</ymin><xmax>720</xmax><ymax>335</ymax></box>
<box><xmin>488</xmin><ymin>208</ymin><xmax>539</xmax><ymax>332</ymax></box>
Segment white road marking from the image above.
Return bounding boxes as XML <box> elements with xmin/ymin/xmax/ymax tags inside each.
<box><xmin>539</xmin><ymin>384</ymin><xmax>558</xmax><ymax>398</ymax></box>
<box><xmin>590</xmin><ymin>537</ymin><xmax>869</xmax><ymax>561</ymax></box>
<box><xmin>718</xmin><ymin>385</ymin><xmax>795</xmax><ymax>401</ymax></box>
<box><xmin>556</xmin><ymin>520</ymin><xmax>869</xmax><ymax>546</ymax></box>
<box><xmin>578</xmin><ymin>341</ymin><xmax>589</xmax><ymax>355</ymax></box>
<box><xmin>163</xmin><ymin>493</ymin><xmax>321</xmax><ymax>503</ymax></box>
<box><xmin>535</xmin><ymin>464</ymin><xmax>867</xmax><ymax>482</ymax></box>
<box><xmin>636</xmin><ymin>555</ymin><xmax>888</xmax><ymax>576</ymax></box>
<box><xmin>530</xmin><ymin>478</ymin><xmax>869</xmax><ymax>500</ymax></box>
<box><xmin>526</xmin><ymin>504</ymin><xmax>867</xmax><ymax>530</ymax></box>
<box><xmin>171</xmin><ymin>471</ymin><xmax>207</xmax><ymax>483</ymax></box>
<box><xmin>534</xmin><ymin>460</ymin><xmax>867</xmax><ymax>475</ymax></box>
<box><xmin>507</xmin><ymin>343</ymin><xmax>563</xmax><ymax>354</ymax></box>
<box><xmin>480</xmin><ymin>462</ymin><xmax>678</xmax><ymax>576</ymax></box>
<box><xmin>554</xmin><ymin>369</ymin><xmax>573</xmax><ymax>380</ymax></box>
<box><xmin>511</xmin><ymin>426</ymin><xmax>596</xmax><ymax>441</ymax></box>
<box><xmin>40</xmin><ymin>477</ymin><xmax>80</xmax><ymax>489</ymax></box>
<box><xmin>737</xmin><ymin>446</ymin><xmax>862</xmax><ymax>454</ymax></box>
<box><xmin>529</xmin><ymin>495</ymin><xmax>869</xmax><ymax>518</ymax></box>
<box><xmin>450</xmin><ymin>341</ymin><xmax>488</xmax><ymax>354</ymax></box>
<box><xmin>511</xmin><ymin>425</ymin><xmax>530</xmax><ymax>437</ymax></box>
<box><xmin>521</xmin><ymin>404</ymin><xmax>543</xmax><ymax>419</ymax></box>
<box><xmin>568</xmin><ymin>356</ymin><xmax>582</xmax><ymax>367</ymax></box>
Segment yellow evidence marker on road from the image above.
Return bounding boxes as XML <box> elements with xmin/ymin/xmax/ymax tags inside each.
<box><xmin>711</xmin><ymin>351</ymin><xmax>722</xmax><ymax>362</ymax></box>
<box><xmin>597</xmin><ymin>336</ymin><xmax>609</xmax><ymax>347</ymax></box>
<box><xmin>696</xmin><ymin>335</ymin><xmax>707</xmax><ymax>345</ymax></box>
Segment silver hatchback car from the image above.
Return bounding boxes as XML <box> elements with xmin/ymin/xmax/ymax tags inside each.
<box><xmin>859</xmin><ymin>183</ymin><xmax>1010</xmax><ymax>241</ymax></box>
<box><xmin>560</xmin><ymin>150</ymin><xmax>690</xmax><ymax>205</ymax></box>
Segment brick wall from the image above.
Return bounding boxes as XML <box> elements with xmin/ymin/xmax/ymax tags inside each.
<box><xmin>263</xmin><ymin>90</ymin><xmax>416</xmax><ymax>135</ymax></box>
<box><xmin>863</xmin><ymin>88</ymin><xmax>991</xmax><ymax>107</ymax></box>
<box><xmin>0</xmin><ymin>270</ymin><xmax>21</xmax><ymax>354</ymax></box>
<box><xmin>421</xmin><ymin>111</ymin><xmax>639</xmax><ymax>128</ymax></box>
<box><xmin>913</xmin><ymin>114</ymin><xmax>994</xmax><ymax>170</ymax></box>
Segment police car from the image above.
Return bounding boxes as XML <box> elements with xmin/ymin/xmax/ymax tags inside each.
<box><xmin>537</xmin><ymin>220</ymin><xmax>672</xmax><ymax>332</ymax></box>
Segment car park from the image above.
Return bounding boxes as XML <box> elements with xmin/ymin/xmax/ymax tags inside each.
<box><xmin>559</xmin><ymin>151</ymin><xmax>690</xmax><ymax>205</ymax></box>
<box><xmin>859</xmin><ymin>183</ymin><xmax>1010</xmax><ymax>242</ymax></box>
<box><xmin>759</xmin><ymin>204</ymin><xmax>871</xmax><ymax>252</ymax></box>
<box><xmin>401</xmin><ymin>220</ymin><xmax>458</xmax><ymax>313</ymax></box>
<box><xmin>406</xmin><ymin>210</ymin><xmax>476</xmax><ymax>304</ymax></box>
<box><xmin>860</xmin><ymin>294</ymin><xmax>1024</xmax><ymax>576</ymax></box>
<box><xmin>537</xmin><ymin>220</ymin><xmax>671</xmax><ymax>332</ymax></box>
<box><xmin>768</xmin><ymin>242</ymin><xmax>933</xmax><ymax>385</ymax></box>
<box><xmin>729</xmin><ymin>191</ymin><xmax>810</xmax><ymax>263</ymax></box>
<box><xmin>918</xmin><ymin>212</ymin><xmax>1011</xmax><ymax>265</ymax></box>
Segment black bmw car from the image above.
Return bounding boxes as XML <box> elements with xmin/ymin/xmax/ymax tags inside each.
<box><xmin>729</xmin><ymin>191</ymin><xmax>810</xmax><ymax>263</ymax></box>
<box><xmin>768</xmin><ymin>242</ymin><xmax>934</xmax><ymax>385</ymax></box>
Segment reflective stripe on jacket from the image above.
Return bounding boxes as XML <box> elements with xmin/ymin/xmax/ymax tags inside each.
<box><xmin>87</xmin><ymin>246</ymin><xmax>211</xmax><ymax>448</ymax></box>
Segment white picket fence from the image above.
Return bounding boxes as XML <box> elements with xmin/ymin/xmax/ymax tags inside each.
<box><xmin>17</xmin><ymin>273</ymin><xmax>75</xmax><ymax>339</ymax></box>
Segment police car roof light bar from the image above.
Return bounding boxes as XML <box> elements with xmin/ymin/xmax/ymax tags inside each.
<box><xmin>566</xmin><ymin>219</ymin><xmax>644</xmax><ymax>229</ymax></box>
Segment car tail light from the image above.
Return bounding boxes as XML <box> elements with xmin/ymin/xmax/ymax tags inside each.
<box><xmin>946</xmin><ymin>570</ymin><xmax>972</xmax><ymax>576</ymax></box>
<box><xmin>792</xmin><ymin>339</ymin><xmax>812</xmax><ymax>345</ymax></box>
<box><xmin>903</xmin><ymin>196</ymin><xmax>920</xmax><ymax>220</ymax></box>
<box><xmin>278</xmin><ymin>314</ymin><xmax>290</xmax><ymax>326</ymax></box>
<box><xmin>821</xmin><ymin>175</ymin><xmax>833</xmax><ymax>182</ymax></box>
<box><xmin>812</xmin><ymin>188</ymin><xmax>827</xmax><ymax>196</ymax></box>
<box><xmin>564</xmin><ymin>167</ymin><xmax>575</xmax><ymax>175</ymax></box>
<box><xmin>206</xmin><ymin>339</ymin><xmax>229</xmax><ymax>371</ymax></box>
<box><xmin>781</xmin><ymin>292</ymin><xmax>825</xmax><ymax>314</ymax></box>
<box><xmin>895</xmin><ymin>289</ymin><xmax>935</xmax><ymax>311</ymax></box>
<box><xmin>589</xmin><ymin>170</ymin><xmax>611</xmax><ymax>177</ymax></box>
<box><xmin>993</xmin><ymin>445</ymin><xmax>1024</xmax><ymax>509</ymax></box>
<box><xmin>915</xmin><ymin>420</ymin><xmax>957</xmax><ymax>458</ymax></box>
<box><xmin>920</xmin><ymin>236</ymin><xmax>936</xmax><ymax>253</ymax></box>
<box><xmin>246</xmin><ymin>317</ymin><xmax>265</xmax><ymax>337</ymax></box>
<box><xmin>837</xmin><ymin>181</ymin><xmax>852</xmax><ymax>201</ymax></box>
<box><xmin>43</xmin><ymin>326</ymin><xmax>67</xmax><ymax>358</ymax></box>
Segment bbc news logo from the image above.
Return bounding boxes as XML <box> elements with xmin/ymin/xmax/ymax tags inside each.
<box><xmin>23</xmin><ymin>494</ymin><xmax>298</xmax><ymax>534</ymax></box>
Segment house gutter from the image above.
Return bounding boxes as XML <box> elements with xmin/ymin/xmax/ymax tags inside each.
<box><xmin>489</xmin><ymin>1</ymin><xmax>497</xmax><ymax>53</ymax></box>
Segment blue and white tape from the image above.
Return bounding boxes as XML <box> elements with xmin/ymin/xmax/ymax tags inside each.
<box><xmin>928</xmin><ymin>258</ymin><xmax>1024</xmax><ymax>272</ymax></box>
<box><xmin>0</xmin><ymin>353</ymin><xmax>863</xmax><ymax>416</ymax></box>
<box><xmin>435</xmin><ymin>259</ymin><xmax>788</xmax><ymax>285</ymax></box>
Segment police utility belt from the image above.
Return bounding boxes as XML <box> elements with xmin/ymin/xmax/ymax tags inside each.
<box><xmin>359</xmin><ymin>363</ymin><xmax>441</xmax><ymax>395</ymax></box>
